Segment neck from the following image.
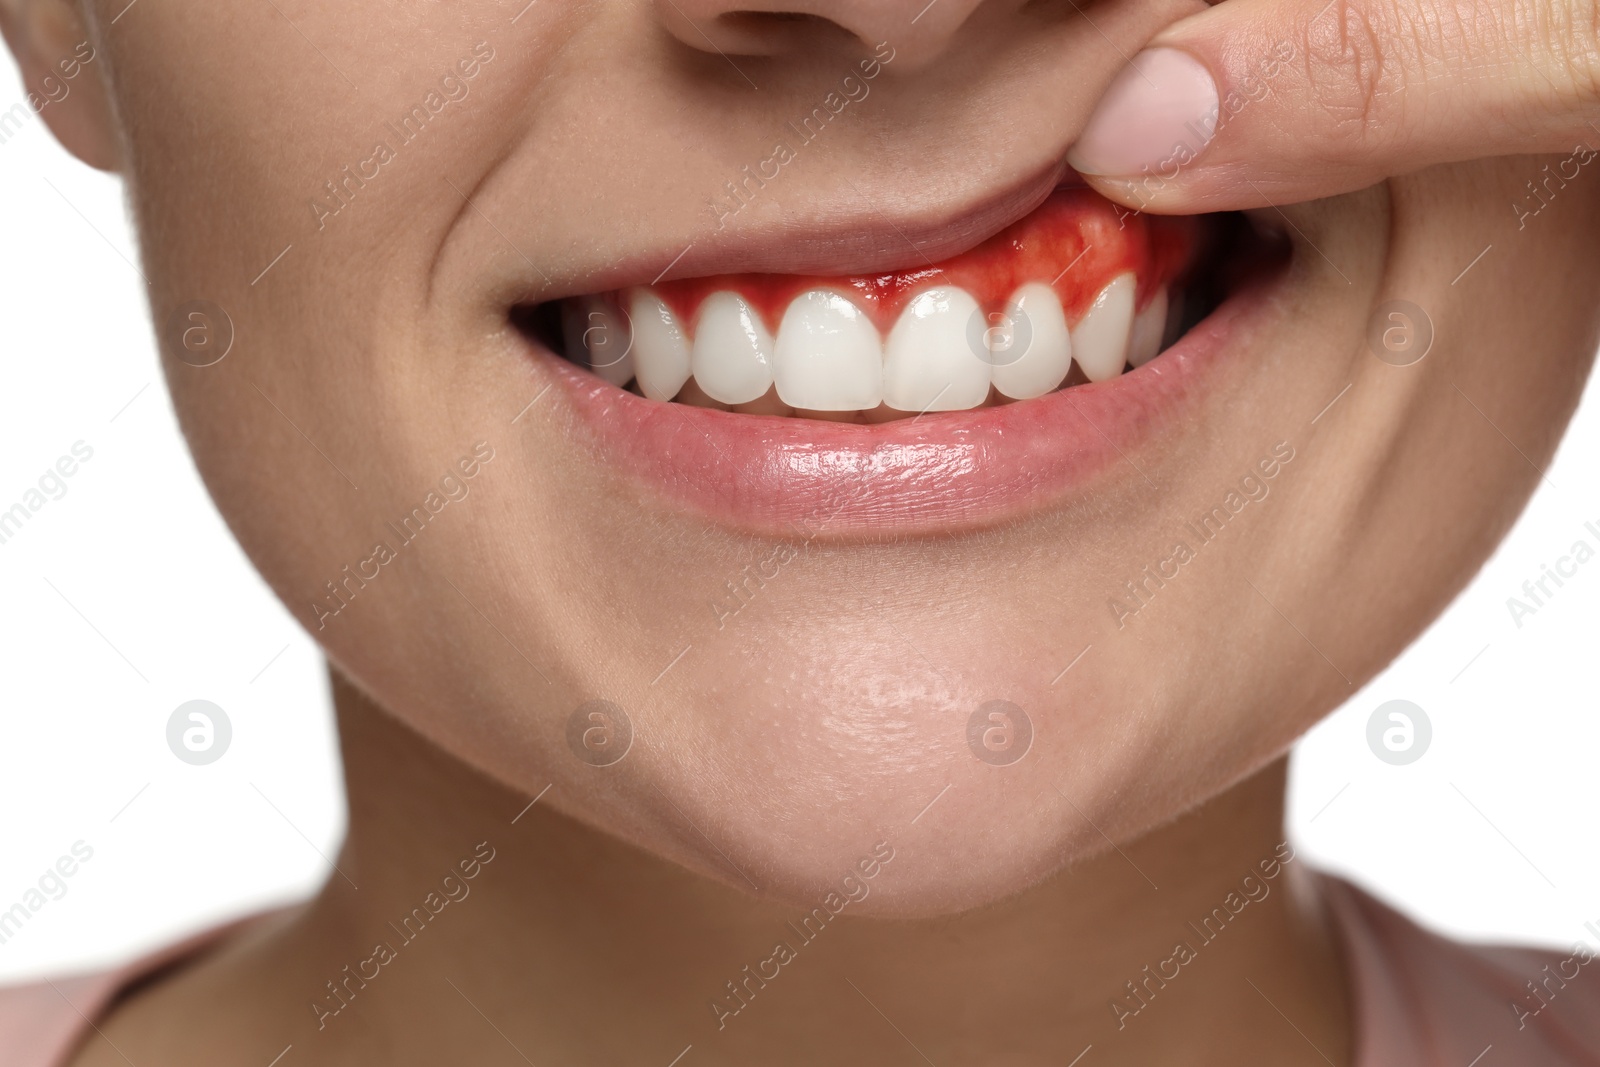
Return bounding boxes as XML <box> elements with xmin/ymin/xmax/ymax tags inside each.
<box><xmin>82</xmin><ymin>671</ymin><xmax>1353</xmax><ymax>1067</ymax></box>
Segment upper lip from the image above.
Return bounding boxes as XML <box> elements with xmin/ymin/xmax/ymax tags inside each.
<box><xmin>516</xmin><ymin>159</ymin><xmax>1079</xmax><ymax>305</ymax></box>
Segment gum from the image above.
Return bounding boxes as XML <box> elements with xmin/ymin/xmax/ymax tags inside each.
<box><xmin>640</xmin><ymin>188</ymin><xmax>1197</xmax><ymax>334</ymax></box>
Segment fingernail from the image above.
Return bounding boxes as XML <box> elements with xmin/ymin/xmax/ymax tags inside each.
<box><xmin>1067</xmin><ymin>47</ymin><xmax>1219</xmax><ymax>178</ymax></box>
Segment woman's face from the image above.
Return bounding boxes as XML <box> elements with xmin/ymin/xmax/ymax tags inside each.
<box><xmin>36</xmin><ymin>0</ymin><xmax>1600</xmax><ymax>913</ymax></box>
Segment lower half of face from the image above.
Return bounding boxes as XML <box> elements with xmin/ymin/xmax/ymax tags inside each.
<box><xmin>105</xmin><ymin>1</ymin><xmax>1600</xmax><ymax>915</ymax></box>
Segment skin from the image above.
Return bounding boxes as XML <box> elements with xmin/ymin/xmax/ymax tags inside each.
<box><xmin>1</xmin><ymin>0</ymin><xmax>1597</xmax><ymax>1062</ymax></box>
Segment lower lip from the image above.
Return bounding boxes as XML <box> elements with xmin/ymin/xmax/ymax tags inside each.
<box><xmin>535</xmin><ymin>284</ymin><xmax>1267</xmax><ymax>537</ymax></box>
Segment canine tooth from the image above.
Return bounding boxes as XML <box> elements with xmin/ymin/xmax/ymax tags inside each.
<box><xmin>1128</xmin><ymin>288</ymin><xmax>1168</xmax><ymax>368</ymax></box>
<box><xmin>562</xmin><ymin>296</ymin><xmax>635</xmax><ymax>387</ymax></box>
<box><xmin>773</xmin><ymin>289</ymin><xmax>882</xmax><ymax>411</ymax></box>
<box><xmin>1070</xmin><ymin>273</ymin><xmax>1136</xmax><ymax>382</ymax></box>
<box><xmin>882</xmin><ymin>287</ymin><xmax>990</xmax><ymax>412</ymax></box>
<box><xmin>691</xmin><ymin>291</ymin><xmax>775</xmax><ymax>405</ymax></box>
<box><xmin>990</xmin><ymin>283</ymin><xmax>1071</xmax><ymax>400</ymax></box>
<box><xmin>628</xmin><ymin>289</ymin><xmax>692</xmax><ymax>401</ymax></box>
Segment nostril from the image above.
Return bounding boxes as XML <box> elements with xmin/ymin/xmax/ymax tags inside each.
<box><xmin>656</xmin><ymin>0</ymin><xmax>980</xmax><ymax>70</ymax></box>
<box><xmin>722</xmin><ymin>10</ymin><xmax>828</xmax><ymax>28</ymax></box>
<box><xmin>688</xmin><ymin>10</ymin><xmax>855</xmax><ymax>57</ymax></box>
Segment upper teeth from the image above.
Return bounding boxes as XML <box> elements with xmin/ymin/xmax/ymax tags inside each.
<box><xmin>1128</xmin><ymin>288</ymin><xmax>1168</xmax><ymax>370</ymax></box>
<box><xmin>1069</xmin><ymin>272</ymin><xmax>1135</xmax><ymax>383</ymax></box>
<box><xmin>692</xmin><ymin>291</ymin><xmax>775</xmax><ymax>405</ymax></box>
<box><xmin>564</xmin><ymin>272</ymin><xmax>1172</xmax><ymax>414</ymax></box>
<box><xmin>774</xmin><ymin>289</ymin><xmax>884</xmax><ymax>412</ymax></box>
<box><xmin>629</xmin><ymin>289</ymin><xmax>693</xmax><ymax>402</ymax></box>
<box><xmin>883</xmin><ymin>287</ymin><xmax>989</xmax><ymax>412</ymax></box>
<box><xmin>992</xmin><ymin>282</ymin><xmax>1071</xmax><ymax>401</ymax></box>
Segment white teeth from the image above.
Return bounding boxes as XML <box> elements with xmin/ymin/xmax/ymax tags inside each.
<box><xmin>691</xmin><ymin>292</ymin><xmax>775</xmax><ymax>405</ymax></box>
<box><xmin>773</xmin><ymin>289</ymin><xmax>883</xmax><ymax>411</ymax></box>
<box><xmin>882</xmin><ymin>287</ymin><xmax>990</xmax><ymax>412</ymax></box>
<box><xmin>990</xmin><ymin>283</ymin><xmax>1071</xmax><ymax>400</ymax></box>
<box><xmin>1070</xmin><ymin>272</ymin><xmax>1136</xmax><ymax>382</ymax></box>
<box><xmin>570</xmin><ymin>267</ymin><xmax>1167</xmax><ymax>414</ymax></box>
<box><xmin>565</xmin><ymin>296</ymin><xmax>635</xmax><ymax>387</ymax></box>
<box><xmin>627</xmin><ymin>288</ymin><xmax>692</xmax><ymax>401</ymax></box>
<box><xmin>1127</xmin><ymin>288</ymin><xmax>1168</xmax><ymax>369</ymax></box>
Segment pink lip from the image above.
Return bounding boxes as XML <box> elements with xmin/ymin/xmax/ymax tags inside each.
<box><xmin>534</xmin><ymin>283</ymin><xmax>1265</xmax><ymax>536</ymax></box>
<box><xmin>518</xmin><ymin>162</ymin><xmax>1077</xmax><ymax>304</ymax></box>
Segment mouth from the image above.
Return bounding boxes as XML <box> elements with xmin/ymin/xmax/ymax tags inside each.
<box><xmin>510</xmin><ymin>186</ymin><xmax>1287</xmax><ymax>535</ymax></box>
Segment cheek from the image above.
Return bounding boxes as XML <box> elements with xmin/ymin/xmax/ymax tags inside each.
<box><xmin>111</xmin><ymin>2</ymin><xmax>545</xmax><ymax>670</ymax></box>
<box><xmin>102</xmin><ymin>0</ymin><xmax>520</xmax><ymax>359</ymax></box>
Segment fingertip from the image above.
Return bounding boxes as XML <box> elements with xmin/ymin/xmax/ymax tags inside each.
<box><xmin>1066</xmin><ymin>47</ymin><xmax>1220</xmax><ymax>180</ymax></box>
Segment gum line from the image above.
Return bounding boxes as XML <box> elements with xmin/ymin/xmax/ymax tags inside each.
<box><xmin>645</xmin><ymin>187</ymin><xmax>1196</xmax><ymax>333</ymax></box>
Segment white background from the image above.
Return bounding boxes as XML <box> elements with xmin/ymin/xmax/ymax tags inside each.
<box><xmin>2</xmin><ymin>50</ymin><xmax>1597</xmax><ymax>983</ymax></box>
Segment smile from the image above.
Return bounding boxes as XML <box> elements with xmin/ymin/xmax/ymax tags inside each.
<box><xmin>511</xmin><ymin>186</ymin><xmax>1286</xmax><ymax>534</ymax></box>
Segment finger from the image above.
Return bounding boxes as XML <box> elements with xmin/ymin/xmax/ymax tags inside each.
<box><xmin>1064</xmin><ymin>0</ymin><xmax>1600</xmax><ymax>212</ymax></box>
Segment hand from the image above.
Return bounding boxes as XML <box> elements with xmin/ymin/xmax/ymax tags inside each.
<box><xmin>1065</xmin><ymin>0</ymin><xmax>1600</xmax><ymax>217</ymax></box>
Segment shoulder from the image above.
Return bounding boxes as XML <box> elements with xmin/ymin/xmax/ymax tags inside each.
<box><xmin>0</xmin><ymin>909</ymin><xmax>288</xmax><ymax>1067</ymax></box>
<box><xmin>0</xmin><ymin>970</ymin><xmax>125</xmax><ymax>1067</ymax></box>
<box><xmin>1320</xmin><ymin>873</ymin><xmax>1600</xmax><ymax>1065</ymax></box>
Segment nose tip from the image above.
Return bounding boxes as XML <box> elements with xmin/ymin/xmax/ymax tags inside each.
<box><xmin>654</xmin><ymin>0</ymin><xmax>993</xmax><ymax>71</ymax></box>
